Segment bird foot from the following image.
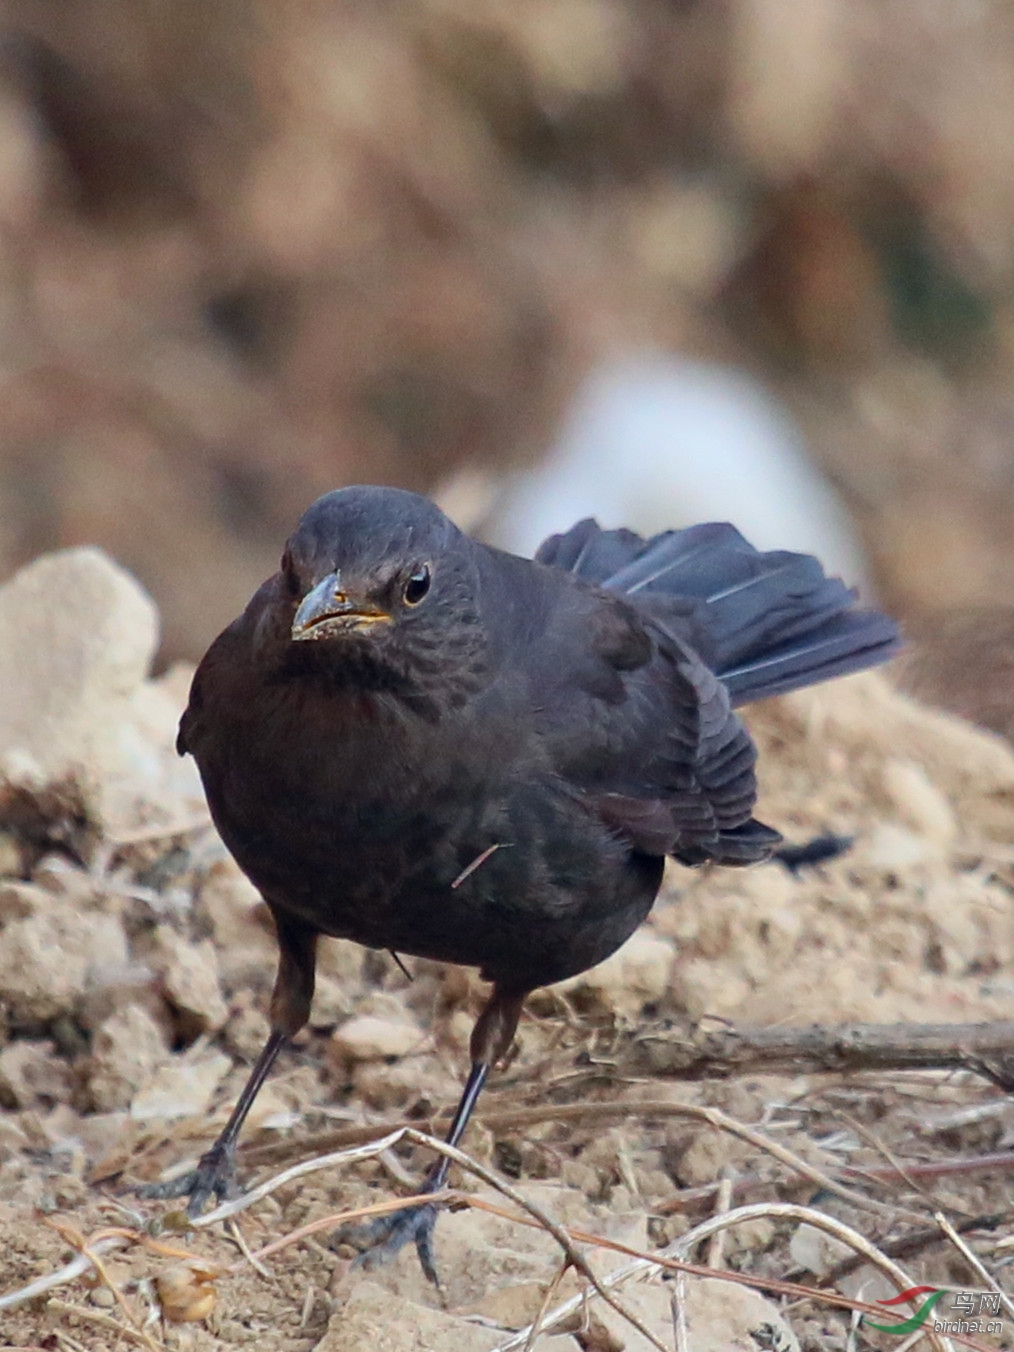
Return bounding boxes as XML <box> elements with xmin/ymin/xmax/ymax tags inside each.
<box><xmin>138</xmin><ymin>1139</ymin><xmax>240</xmax><ymax>1216</ymax></box>
<box><xmin>340</xmin><ymin>1177</ymin><xmax>445</xmax><ymax>1287</ymax></box>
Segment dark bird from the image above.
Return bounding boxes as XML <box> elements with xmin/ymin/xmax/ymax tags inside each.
<box><xmin>146</xmin><ymin>485</ymin><xmax>899</xmax><ymax>1280</ymax></box>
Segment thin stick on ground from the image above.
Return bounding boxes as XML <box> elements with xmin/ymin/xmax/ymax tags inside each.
<box><xmin>670</xmin><ymin>1269</ymin><xmax>690</xmax><ymax>1352</ymax></box>
<box><xmin>494</xmin><ymin>1201</ymin><xmax>969</xmax><ymax>1352</ymax></box>
<box><xmin>705</xmin><ymin>1173</ymin><xmax>734</xmax><ymax>1270</ymax></box>
<box><xmin>659</xmin><ymin>1147</ymin><xmax>1014</xmax><ymax>1217</ymax></box>
<box><xmin>191</xmin><ymin>1127</ymin><xmax>408</xmax><ymax>1227</ymax></box>
<box><xmin>823</xmin><ymin>1210</ymin><xmax>1012</xmax><ymax>1287</ymax></box>
<box><xmin>832</xmin><ymin>1108</ymin><xmax>939</xmax><ymax>1209</ymax></box>
<box><xmin>396</xmin><ymin>1129</ymin><xmax>672</xmax><ymax>1352</ymax></box>
<box><xmin>249</xmin><ymin>1192</ymin><xmax>453</xmax><ymax>1262</ymax></box>
<box><xmin>895</xmin><ymin>1329</ymin><xmax>934</xmax><ymax>1352</ymax></box>
<box><xmin>52</xmin><ymin>1329</ymin><xmax>90</xmax><ymax>1352</ymax></box>
<box><xmin>936</xmin><ymin>1210</ymin><xmax>1014</xmax><ymax>1323</ymax></box>
<box><xmin>224</xmin><ymin>1217</ymin><xmax>272</xmax><ymax>1277</ymax></box>
<box><xmin>0</xmin><ymin>1133</ymin><xmax>412</xmax><ymax>1311</ymax></box>
<box><xmin>45</xmin><ymin>1298</ymin><xmax>164</xmax><ymax>1352</ymax></box>
<box><xmin>237</xmin><ymin>1096</ymin><xmax>947</xmax><ymax>1227</ymax></box>
<box><xmin>477</xmin><ymin>1099</ymin><xmax>928</xmax><ymax>1224</ymax></box>
<box><xmin>617</xmin><ymin>1017</ymin><xmax>1014</xmax><ymax>1086</ymax></box>
<box><xmin>522</xmin><ymin>1259</ymin><xmax>571</xmax><ymax>1352</ymax></box>
<box><xmin>44</xmin><ymin>1218</ymin><xmax>144</xmax><ymax>1334</ymax></box>
<box><xmin>0</xmin><ymin>1236</ymin><xmax>132</xmax><ymax>1312</ymax></box>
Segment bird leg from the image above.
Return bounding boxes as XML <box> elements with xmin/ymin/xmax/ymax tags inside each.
<box><xmin>349</xmin><ymin>982</ymin><xmax>527</xmax><ymax>1286</ymax></box>
<box><xmin>139</xmin><ymin>912</ymin><xmax>318</xmax><ymax>1213</ymax></box>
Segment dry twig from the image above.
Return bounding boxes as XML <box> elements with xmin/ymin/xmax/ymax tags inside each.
<box><xmin>0</xmin><ymin>1236</ymin><xmax>132</xmax><ymax>1312</ymax></box>
<box><xmin>491</xmin><ymin>1200</ymin><xmax>971</xmax><ymax>1352</ymax></box>
<box><xmin>935</xmin><ymin>1211</ymin><xmax>1014</xmax><ymax>1322</ymax></box>
<box><xmin>45</xmin><ymin>1298</ymin><xmax>163</xmax><ymax>1352</ymax></box>
<box><xmin>620</xmin><ymin>1018</ymin><xmax>1014</xmax><ymax>1087</ymax></box>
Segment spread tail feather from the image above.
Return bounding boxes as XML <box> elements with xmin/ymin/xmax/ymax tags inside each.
<box><xmin>536</xmin><ymin>519</ymin><xmax>900</xmax><ymax>706</ymax></box>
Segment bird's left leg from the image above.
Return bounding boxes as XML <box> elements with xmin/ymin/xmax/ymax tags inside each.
<box><xmin>140</xmin><ymin>911</ymin><xmax>318</xmax><ymax>1213</ymax></box>
<box><xmin>349</xmin><ymin>982</ymin><xmax>527</xmax><ymax>1286</ymax></box>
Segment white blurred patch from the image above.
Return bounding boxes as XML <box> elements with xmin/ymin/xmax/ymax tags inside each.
<box><xmin>455</xmin><ymin>355</ymin><xmax>869</xmax><ymax>592</ymax></box>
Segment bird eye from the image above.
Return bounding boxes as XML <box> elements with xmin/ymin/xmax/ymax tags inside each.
<box><xmin>403</xmin><ymin>564</ymin><xmax>431</xmax><ymax>606</ymax></box>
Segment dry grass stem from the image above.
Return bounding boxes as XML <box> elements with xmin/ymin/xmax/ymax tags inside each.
<box><xmin>706</xmin><ymin>1174</ymin><xmax>734</xmax><ymax>1269</ymax></box>
<box><xmin>249</xmin><ymin>1191</ymin><xmax>452</xmax><ymax>1262</ymax></box>
<box><xmin>487</xmin><ymin>1098</ymin><xmax>925</xmax><ymax>1223</ymax></box>
<box><xmin>239</xmin><ymin>1097</ymin><xmax>942</xmax><ymax>1225</ymax></box>
<box><xmin>191</xmin><ymin>1127</ymin><xmax>408</xmax><ymax>1226</ymax></box>
<box><xmin>495</xmin><ymin>1199</ymin><xmax>972</xmax><ymax>1352</ymax></box>
<box><xmin>522</xmin><ymin>1259</ymin><xmax>571</xmax><ymax>1352</ymax></box>
<box><xmin>224</xmin><ymin>1217</ymin><xmax>272</xmax><ymax>1277</ymax></box>
<box><xmin>935</xmin><ymin>1210</ymin><xmax>1014</xmax><ymax>1322</ymax></box>
<box><xmin>397</xmin><ymin>1128</ymin><xmax>672</xmax><ymax>1352</ymax></box>
<box><xmin>670</xmin><ymin>1270</ymin><xmax>691</xmax><ymax>1352</ymax></box>
<box><xmin>0</xmin><ymin>1236</ymin><xmax>131</xmax><ymax>1311</ymax></box>
<box><xmin>45</xmin><ymin>1298</ymin><xmax>164</xmax><ymax>1352</ymax></box>
<box><xmin>43</xmin><ymin>1221</ymin><xmax>144</xmax><ymax>1333</ymax></box>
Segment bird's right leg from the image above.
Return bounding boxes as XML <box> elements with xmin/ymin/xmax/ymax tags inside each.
<box><xmin>349</xmin><ymin>983</ymin><xmax>528</xmax><ymax>1286</ymax></box>
<box><xmin>139</xmin><ymin>911</ymin><xmax>318</xmax><ymax>1214</ymax></box>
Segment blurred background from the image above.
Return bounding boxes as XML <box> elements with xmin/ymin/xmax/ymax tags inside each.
<box><xmin>3</xmin><ymin>0</ymin><xmax>1014</xmax><ymax>735</ymax></box>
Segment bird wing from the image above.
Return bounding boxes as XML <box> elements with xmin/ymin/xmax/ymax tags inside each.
<box><xmin>528</xmin><ymin>511</ymin><xmax>900</xmax><ymax>863</ymax></box>
<box><xmin>524</xmin><ymin>578</ymin><xmax>778</xmax><ymax>866</ymax></box>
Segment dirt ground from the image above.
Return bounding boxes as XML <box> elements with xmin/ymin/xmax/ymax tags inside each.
<box><xmin>3</xmin><ymin>558</ymin><xmax>1014</xmax><ymax>1349</ymax></box>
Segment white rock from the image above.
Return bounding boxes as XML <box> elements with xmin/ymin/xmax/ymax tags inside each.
<box><xmin>196</xmin><ymin>862</ymin><xmax>276</xmax><ymax>988</ymax></box>
<box><xmin>77</xmin><ymin>960</ymin><xmax>159</xmax><ymax>1032</ymax></box>
<box><xmin>679</xmin><ymin>1276</ymin><xmax>800</xmax><ymax>1350</ymax></box>
<box><xmin>316</xmin><ymin>935</ymin><xmax>366</xmax><ymax>984</ymax></box>
<box><xmin>130</xmin><ymin>1047</ymin><xmax>233</xmax><ymax>1121</ymax></box>
<box><xmin>0</xmin><ymin>546</ymin><xmax>155</xmax><ymax>782</ymax></box>
<box><xmin>673</xmin><ymin>1127</ymin><xmax>746</xmax><ymax>1187</ymax></box>
<box><xmin>0</xmin><ymin>547</ymin><xmax>203</xmax><ymax>832</ymax></box>
<box><xmin>319</xmin><ymin>1281</ymin><xmax>499</xmax><ymax>1351</ymax></box>
<box><xmin>0</xmin><ymin>896</ymin><xmax>129</xmax><ymax>1023</ymax></box>
<box><xmin>0</xmin><ymin>1114</ymin><xmax>31</xmax><ymax>1155</ymax></box>
<box><xmin>311</xmin><ymin>972</ymin><xmax>357</xmax><ymax>1026</ymax></box>
<box><xmin>588</xmin><ymin>1280</ymin><xmax>682</xmax><ymax>1352</ymax></box>
<box><xmin>669</xmin><ymin>956</ymin><xmax>752</xmax><ymax>1021</ymax></box>
<box><xmin>561</xmin><ymin>929</ymin><xmax>675</xmax><ymax>1017</ymax></box>
<box><xmin>87</xmin><ymin>1004</ymin><xmax>170</xmax><ymax>1111</ymax></box>
<box><xmin>198</xmin><ymin>862</ymin><xmax>265</xmax><ymax>948</ymax></box>
<box><xmin>0</xmin><ymin>1039</ymin><xmax>71</xmax><ymax>1108</ymax></box>
<box><xmin>0</xmin><ymin>880</ymin><xmax>41</xmax><ymax>922</ymax></box>
<box><xmin>790</xmin><ymin>1221</ymin><xmax>856</xmax><ymax>1277</ymax></box>
<box><xmin>352</xmin><ymin>1191</ymin><xmax>564</xmax><ymax>1310</ymax></box>
<box><xmin>330</xmin><ymin>1015</ymin><xmax>422</xmax><ymax>1063</ymax></box>
<box><xmin>148</xmin><ymin>926</ymin><xmax>229</xmax><ymax>1035</ymax></box>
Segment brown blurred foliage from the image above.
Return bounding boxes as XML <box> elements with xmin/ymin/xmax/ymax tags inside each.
<box><xmin>3</xmin><ymin>0</ymin><xmax>1014</xmax><ymax>671</ymax></box>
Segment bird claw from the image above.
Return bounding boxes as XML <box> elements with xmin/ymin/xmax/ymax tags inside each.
<box><xmin>341</xmin><ymin>1184</ymin><xmax>444</xmax><ymax>1287</ymax></box>
<box><xmin>138</xmin><ymin>1140</ymin><xmax>240</xmax><ymax>1216</ymax></box>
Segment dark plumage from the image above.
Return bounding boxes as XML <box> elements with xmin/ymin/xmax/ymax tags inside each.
<box><xmin>146</xmin><ymin>485</ymin><xmax>900</xmax><ymax>1279</ymax></box>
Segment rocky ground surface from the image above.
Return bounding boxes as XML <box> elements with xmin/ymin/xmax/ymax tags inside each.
<box><xmin>3</xmin><ymin>549</ymin><xmax>1014</xmax><ymax>1350</ymax></box>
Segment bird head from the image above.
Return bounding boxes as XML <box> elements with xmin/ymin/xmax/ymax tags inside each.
<box><xmin>259</xmin><ymin>486</ymin><xmax>489</xmax><ymax>707</ymax></box>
